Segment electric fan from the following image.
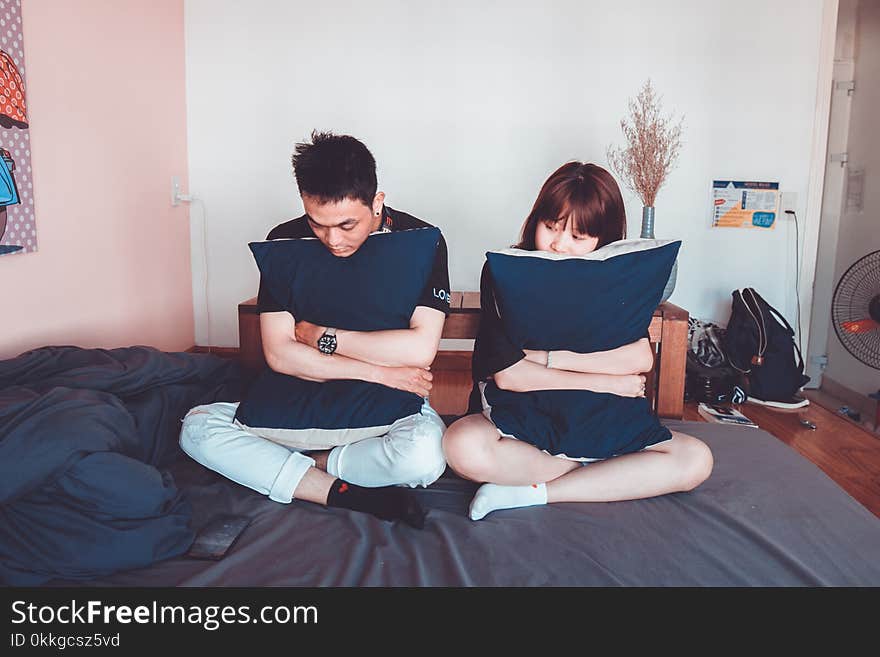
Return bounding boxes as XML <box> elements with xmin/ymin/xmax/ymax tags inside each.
<box><xmin>832</xmin><ymin>250</ymin><xmax>880</xmax><ymax>370</ymax></box>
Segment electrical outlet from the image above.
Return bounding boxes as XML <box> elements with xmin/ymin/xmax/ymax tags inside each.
<box><xmin>781</xmin><ymin>191</ymin><xmax>798</xmax><ymax>215</ymax></box>
<box><xmin>171</xmin><ymin>176</ymin><xmax>181</xmax><ymax>207</ymax></box>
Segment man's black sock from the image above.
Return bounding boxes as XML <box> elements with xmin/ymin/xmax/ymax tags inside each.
<box><xmin>326</xmin><ymin>479</ymin><xmax>426</xmax><ymax>529</ymax></box>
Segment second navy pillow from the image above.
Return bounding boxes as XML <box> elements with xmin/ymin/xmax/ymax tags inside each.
<box><xmin>481</xmin><ymin>239</ymin><xmax>681</xmax><ymax>459</ymax></box>
<box><xmin>486</xmin><ymin>239</ymin><xmax>681</xmax><ymax>353</ymax></box>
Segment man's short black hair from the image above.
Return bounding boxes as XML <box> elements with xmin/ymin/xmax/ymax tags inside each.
<box><xmin>291</xmin><ymin>130</ymin><xmax>378</xmax><ymax>207</ymax></box>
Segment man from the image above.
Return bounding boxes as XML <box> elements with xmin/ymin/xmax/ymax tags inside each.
<box><xmin>180</xmin><ymin>132</ymin><xmax>451</xmax><ymax>528</ymax></box>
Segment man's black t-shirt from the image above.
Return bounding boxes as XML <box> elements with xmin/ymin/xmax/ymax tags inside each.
<box><xmin>256</xmin><ymin>205</ymin><xmax>451</xmax><ymax>316</ymax></box>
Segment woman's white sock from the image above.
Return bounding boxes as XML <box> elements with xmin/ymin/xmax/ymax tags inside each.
<box><xmin>468</xmin><ymin>482</ymin><xmax>548</xmax><ymax>521</ymax></box>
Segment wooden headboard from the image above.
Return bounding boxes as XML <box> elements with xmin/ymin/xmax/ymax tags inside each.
<box><xmin>237</xmin><ymin>295</ymin><xmax>688</xmax><ymax>419</ymax></box>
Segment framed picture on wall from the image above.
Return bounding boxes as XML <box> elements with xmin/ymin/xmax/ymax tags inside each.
<box><xmin>0</xmin><ymin>0</ymin><xmax>33</xmax><ymax>257</ymax></box>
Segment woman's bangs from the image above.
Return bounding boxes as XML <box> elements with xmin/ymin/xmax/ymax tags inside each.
<box><xmin>562</xmin><ymin>192</ymin><xmax>604</xmax><ymax>238</ymax></box>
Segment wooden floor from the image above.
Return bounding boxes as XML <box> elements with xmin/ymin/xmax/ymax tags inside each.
<box><xmin>684</xmin><ymin>400</ymin><xmax>880</xmax><ymax>518</ymax></box>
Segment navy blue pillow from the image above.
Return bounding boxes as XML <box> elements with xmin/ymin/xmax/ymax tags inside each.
<box><xmin>234</xmin><ymin>227</ymin><xmax>441</xmax><ymax>449</ymax></box>
<box><xmin>486</xmin><ymin>239</ymin><xmax>681</xmax><ymax>353</ymax></box>
<box><xmin>250</xmin><ymin>227</ymin><xmax>441</xmax><ymax>330</ymax></box>
<box><xmin>481</xmin><ymin>239</ymin><xmax>681</xmax><ymax>459</ymax></box>
<box><xmin>480</xmin><ymin>384</ymin><xmax>672</xmax><ymax>460</ymax></box>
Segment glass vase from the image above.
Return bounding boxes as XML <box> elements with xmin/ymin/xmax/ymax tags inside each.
<box><xmin>640</xmin><ymin>206</ymin><xmax>677</xmax><ymax>303</ymax></box>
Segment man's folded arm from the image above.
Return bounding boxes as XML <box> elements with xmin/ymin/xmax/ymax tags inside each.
<box><xmin>331</xmin><ymin>306</ymin><xmax>445</xmax><ymax>368</ymax></box>
<box><xmin>260</xmin><ymin>311</ymin><xmax>382</xmax><ymax>383</ymax></box>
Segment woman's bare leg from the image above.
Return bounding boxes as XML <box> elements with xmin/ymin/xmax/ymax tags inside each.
<box><xmin>444</xmin><ymin>414</ymin><xmax>714</xmax><ymax>520</ymax></box>
<box><xmin>545</xmin><ymin>432</ymin><xmax>714</xmax><ymax>502</ymax></box>
<box><xmin>442</xmin><ymin>414</ymin><xmax>580</xmax><ymax>485</ymax></box>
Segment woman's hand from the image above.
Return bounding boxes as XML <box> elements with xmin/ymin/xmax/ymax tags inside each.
<box><xmin>606</xmin><ymin>374</ymin><xmax>647</xmax><ymax>398</ymax></box>
<box><xmin>294</xmin><ymin>320</ymin><xmax>325</xmax><ymax>348</ymax></box>
<box><xmin>377</xmin><ymin>366</ymin><xmax>433</xmax><ymax>397</ymax></box>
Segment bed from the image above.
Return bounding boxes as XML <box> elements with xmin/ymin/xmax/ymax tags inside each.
<box><xmin>23</xmin><ymin>298</ymin><xmax>880</xmax><ymax>587</ymax></box>
<box><xmin>45</xmin><ymin>417</ymin><xmax>880</xmax><ymax>586</ymax></box>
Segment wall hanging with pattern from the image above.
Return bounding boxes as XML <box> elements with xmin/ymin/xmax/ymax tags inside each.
<box><xmin>0</xmin><ymin>0</ymin><xmax>32</xmax><ymax>257</ymax></box>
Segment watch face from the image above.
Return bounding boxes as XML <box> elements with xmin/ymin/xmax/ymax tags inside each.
<box><xmin>317</xmin><ymin>333</ymin><xmax>337</xmax><ymax>354</ymax></box>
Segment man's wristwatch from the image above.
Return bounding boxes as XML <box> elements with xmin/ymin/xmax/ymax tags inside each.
<box><xmin>317</xmin><ymin>327</ymin><xmax>337</xmax><ymax>355</ymax></box>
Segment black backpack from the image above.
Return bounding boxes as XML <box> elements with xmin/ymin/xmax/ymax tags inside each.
<box><xmin>724</xmin><ymin>288</ymin><xmax>810</xmax><ymax>402</ymax></box>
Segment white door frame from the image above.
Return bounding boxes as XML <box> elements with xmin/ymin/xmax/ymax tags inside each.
<box><xmin>805</xmin><ymin>54</ymin><xmax>856</xmax><ymax>387</ymax></box>
<box><xmin>800</xmin><ymin>0</ymin><xmax>841</xmax><ymax>384</ymax></box>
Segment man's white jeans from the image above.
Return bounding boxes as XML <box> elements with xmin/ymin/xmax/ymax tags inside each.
<box><xmin>179</xmin><ymin>400</ymin><xmax>447</xmax><ymax>504</ymax></box>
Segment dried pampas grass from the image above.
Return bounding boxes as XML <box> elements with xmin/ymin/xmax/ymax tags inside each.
<box><xmin>607</xmin><ymin>80</ymin><xmax>684</xmax><ymax>208</ymax></box>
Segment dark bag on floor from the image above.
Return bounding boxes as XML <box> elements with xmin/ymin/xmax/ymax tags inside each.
<box><xmin>724</xmin><ymin>288</ymin><xmax>810</xmax><ymax>402</ymax></box>
<box><xmin>685</xmin><ymin>352</ymin><xmax>739</xmax><ymax>404</ymax></box>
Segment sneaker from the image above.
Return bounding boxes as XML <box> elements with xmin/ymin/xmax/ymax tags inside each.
<box><xmin>746</xmin><ymin>393</ymin><xmax>810</xmax><ymax>410</ymax></box>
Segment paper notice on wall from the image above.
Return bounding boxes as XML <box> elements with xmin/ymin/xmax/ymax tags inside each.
<box><xmin>711</xmin><ymin>180</ymin><xmax>780</xmax><ymax>229</ymax></box>
<box><xmin>845</xmin><ymin>167</ymin><xmax>864</xmax><ymax>213</ymax></box>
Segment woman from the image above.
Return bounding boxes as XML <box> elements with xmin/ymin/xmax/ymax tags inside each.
<box><xmin>443</xmin><ymin>162</ymin><xmax>713</xmax><ymax>521</ymax></box>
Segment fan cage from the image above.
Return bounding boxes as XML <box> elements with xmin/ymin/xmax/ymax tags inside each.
<box><xmin>832</xmin><ymin>250</ymin><xmax>880</xmax><ymax>370</ymax></box>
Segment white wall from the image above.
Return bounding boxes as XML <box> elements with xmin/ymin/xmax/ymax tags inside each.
<box><xmin>824</xmin><ymin>0</ymin><xmax>880</xmax><ymax>394</ymax></box>
<box><xmin>184</xmin><ymin>0</ymin><xmax>826</xmax><ymax>348</ymax></box>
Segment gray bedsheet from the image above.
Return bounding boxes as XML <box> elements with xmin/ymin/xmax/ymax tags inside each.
<box><xmin>48</xmin><ymin>420</ymin><xmax>880</xmax><ymax>586</ymax></box>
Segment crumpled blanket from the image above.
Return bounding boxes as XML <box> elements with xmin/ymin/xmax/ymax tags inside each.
<box><xmin>0</xmin><ymin>345</ymin><xmax>241</xmax><ymax>585</ymax></box>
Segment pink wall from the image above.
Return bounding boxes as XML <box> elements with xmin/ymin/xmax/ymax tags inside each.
<box><xmin>0</xmin><ymin>0</ymin><xmax>193</xmax><ymax>359</ymax></box>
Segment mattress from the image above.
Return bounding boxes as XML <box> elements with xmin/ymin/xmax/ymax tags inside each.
<box><xmin>46</xmin><ymin>420</ymin><xmax>880</xmax><ymax>587</ymax></box>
